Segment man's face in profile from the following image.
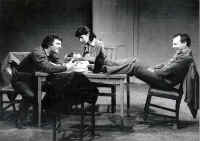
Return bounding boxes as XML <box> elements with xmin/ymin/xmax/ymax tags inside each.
<box><xmin>172</xmin><ymin>35</ymin><xmax>186</xmax><ymax>50</ymax></box>
<box><xmin>49</xmin><ymin>39</ymin><xmax>62</xmax><ymax>54</ymax></box>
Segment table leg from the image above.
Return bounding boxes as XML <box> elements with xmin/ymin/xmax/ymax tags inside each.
<box><xmin>126</xmin><ymin>76</ymin><xmax>130</xmax><ymax>116</ymax></box>
<box><xmin>37</xmin><ymin>77</ymin><xmax>42</xmax><ymax>127</ymax></box>
<box><xmin>0</xmin><ymin>92</ymin><xmax>3</xmax><ymax>119</ymax></box>
<box><xmin>119</xmin><ymin>82</ymin><xmax>125</xmax><ymax>127</ymax></box>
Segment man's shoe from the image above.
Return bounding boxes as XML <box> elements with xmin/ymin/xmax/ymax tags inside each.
<box><xmin>101</xmin><ymin>65</ymin><xmax>107</xmax><ymax>73</ymax></box>
<box><xmin>93</xmin><ymin>51</ymin><xmax>106</xmax><ymax>73</ymax></box>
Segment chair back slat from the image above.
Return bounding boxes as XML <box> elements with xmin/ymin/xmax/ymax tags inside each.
<box><xmin>104</xmin><ymin>46</ymin><xmax>117</xmax><ymax>60</ymax></box>
<box><xmin>8</xmin><ymin>52</ymin><xmax>30</xmax><ymax>64</ymax></box>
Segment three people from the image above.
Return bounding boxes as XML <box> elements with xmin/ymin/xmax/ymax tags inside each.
<box><xmin>11</xmin><ymin>25</ymin><xmax>194</xmax><ymax>129</ymax></box>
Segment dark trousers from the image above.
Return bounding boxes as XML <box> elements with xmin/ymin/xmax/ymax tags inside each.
<box><xmin>45</xmin><ymin>72</ymin><xmax>98</xmax><ymax>112</ymax></box>
<box><xmin>12</xmin><ymin>72</ymin><xmax>98</xmax><ymax>121</ymax></box>
<box><xmin>12</xmin><ymin>79</ymin><xmax>37</xmax><ymax>122</ymax></box>
<box><xmin>105</xmin><ymin>59</ymin><xmax>173</xmax><ymax>90</ymax></box>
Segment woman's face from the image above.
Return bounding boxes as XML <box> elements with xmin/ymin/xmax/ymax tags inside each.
<box><xmin>79</xmin><ymin>34</ymin><xmax>89</xmax><ymax>44</ymax></box>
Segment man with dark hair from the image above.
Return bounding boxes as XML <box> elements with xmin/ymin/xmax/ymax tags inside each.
<box><xmin>172</xmin><ymin>33</ymin><xmax>191</xmax><ymax>47</ymax></box>
<box><xmin>13</xmin><ymin>34</ymin><xmax>98</xmax><ymax>128</ymax></box>
<box><xmin>41</xmin><ymin>34</ymin><xmax>63</xmax><ymax>49</ymax></box>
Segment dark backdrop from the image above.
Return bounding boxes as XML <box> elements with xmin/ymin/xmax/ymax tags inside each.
<box><xmin>0</xmin><ymin>0</ymin><xmax>199</xmax><ymax>72</ymax></box>
<box><xmin>0</xmin><ymin>0</ymin><xmax>92</xmax><ymax>60</ymax></box>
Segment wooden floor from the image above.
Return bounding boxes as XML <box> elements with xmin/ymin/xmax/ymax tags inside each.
<box><xmin>0</xmin><ymin>83</ymin><xmax>199</xmax><ymax>141</ymax></box>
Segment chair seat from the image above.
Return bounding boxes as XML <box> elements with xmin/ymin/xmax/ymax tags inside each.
<box><xmin>0</xmin><ymin>85</ymin><xmax>15</xmax><ymax>93</ymax></box>
<box><xmin>149</xmin><ymin>88</ymin><xmax>180</xmax><ymax>99</ymax></box>
<box><xmin>0</xmin><ymin>86</ymin><xmax>17</xmax><ymax>100</ymax></box>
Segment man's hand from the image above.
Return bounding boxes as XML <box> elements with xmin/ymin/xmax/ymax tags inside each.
<box><xmin>153</xmin><ymin>64</ymin><xmax>165</xmax><ymax>69</ymax></box>
<box><xmin>63</xmin><ymin>59</ymin><xmax>75</xmax><ymax>70</ymax></box>
<box><xmin>147</xmin><ymin>67</ymin><xmax>155</xmax><ymax>72</ymax></box>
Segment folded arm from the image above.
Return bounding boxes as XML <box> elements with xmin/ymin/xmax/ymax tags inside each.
<box><xmin>155</xmin><ymin>56</ymin><xmax>193</xmax><ymax>77</ymax></box>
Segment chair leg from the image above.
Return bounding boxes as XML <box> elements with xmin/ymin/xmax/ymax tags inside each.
<box><xmin>91</xmin><ymin>101</ymin><xmax>95</xmax><ymax>137</ymax></box>
<box><xmin>175</xmin><ymin>101</ymin><xmax>181</xmax><ymax>129</ymax></box>
<box><xmin>80</xmin><ymin>102</ymin><xmax>84</xmax><ymax>141</ymax></box>
<box><xmin>144</xmin><ymin>94</ymin><xmax>152</xmax><ymax>121</ymax></box>
<box><xmin>126</xmin><ymin>76</ymin><xmax>130</xmax><ymax>116</ymax></box>
<box><xmin>0</xmin><ymin>93</ymin><xmax>3</xmax><ymax>119</ymax></box>
<box><xmin>52</xmin><ymin>114</ymin><xmax>57</xmax><ymax>141</ymax></box>
<box><xmin>12</xmin><ymin>102</ymin><xmax>17</xmax><ymax>114</ymax></box>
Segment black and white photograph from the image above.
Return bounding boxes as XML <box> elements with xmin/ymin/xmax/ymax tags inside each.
<box><xmin>0</xmin><ymin>0</ymin><xmax>199</xmax><ymax>141</ymax></box>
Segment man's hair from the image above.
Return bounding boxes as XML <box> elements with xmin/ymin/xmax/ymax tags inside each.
<box><xmin>41</xmin><ymin>34</ymin><xmax>62</xmax><ymax>49</ymax></box>
<box><xmin>75</xmin><ymin>25</ymin><xmax>96</xmax><ymax>41</ymax></box>
<box><xmin>173</xmin><ymin>33</ymin><xmax>191</xmax><ymax>47</ymax></box>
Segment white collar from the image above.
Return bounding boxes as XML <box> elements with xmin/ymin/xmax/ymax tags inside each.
<box><xmin>88</xmin><ymin>38</ymin><xmax>97</xmax><ymax>47</ymax></box>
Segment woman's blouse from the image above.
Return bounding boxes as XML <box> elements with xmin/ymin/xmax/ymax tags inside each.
<box><xmin>81</xmin><ymin>38</ymin><xmax>106</xmax><ymax>63</ymax></box>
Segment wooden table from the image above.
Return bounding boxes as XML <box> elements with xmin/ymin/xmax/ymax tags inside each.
<box><xmin>35</xmin><ymin>72</ymin><xmax>130</xmax><ymax>127</ymax></box>
<box><xmin>84</xmin><ymin>72</ymin><xmax>130</xmax><ymax>120</ymax></box>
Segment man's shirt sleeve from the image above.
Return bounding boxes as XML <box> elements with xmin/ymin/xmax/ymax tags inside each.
<box><xmin>155</xmin><ymin>55</ymin><xmax>193</xmax><ymax>77</ymax></box>
<box><xmin>32</xmin><ymin>49</ymin><xmax>67</xmax><ymax>73</ymax></box>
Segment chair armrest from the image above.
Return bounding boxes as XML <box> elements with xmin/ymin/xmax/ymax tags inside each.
<box><xmin>16</xmin><ymin>71</ymin><xmax>33</xmax><ymax>77</ymax></box>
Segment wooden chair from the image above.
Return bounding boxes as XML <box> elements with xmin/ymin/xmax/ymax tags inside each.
<box><xmin>0</xmin><ymin>52</ymin><xmax>31</xmax><ymax>120</ymax></box>
<box><xmin>0</xmin><ymin>61</ymin><xmax>21</xmax><ymax>119</ymax></box>
<box><xmin>104</xmin><ymin>46</ymin><xmax>117</xmax><ymax>60</ymax></box>
<box><xmin>143</xmin><ymin>62</ymin><xmax>198</xmax><ymax>129</ymax></box>
<box><xmin>0</xmin><ymin>85</ymin><xmax>20</xmax><ymax>119</ymax></box>
<box><xmin>144</xmin><ymin>79</ymin><xmax>185</xmax><ymax>129</ymax></box>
